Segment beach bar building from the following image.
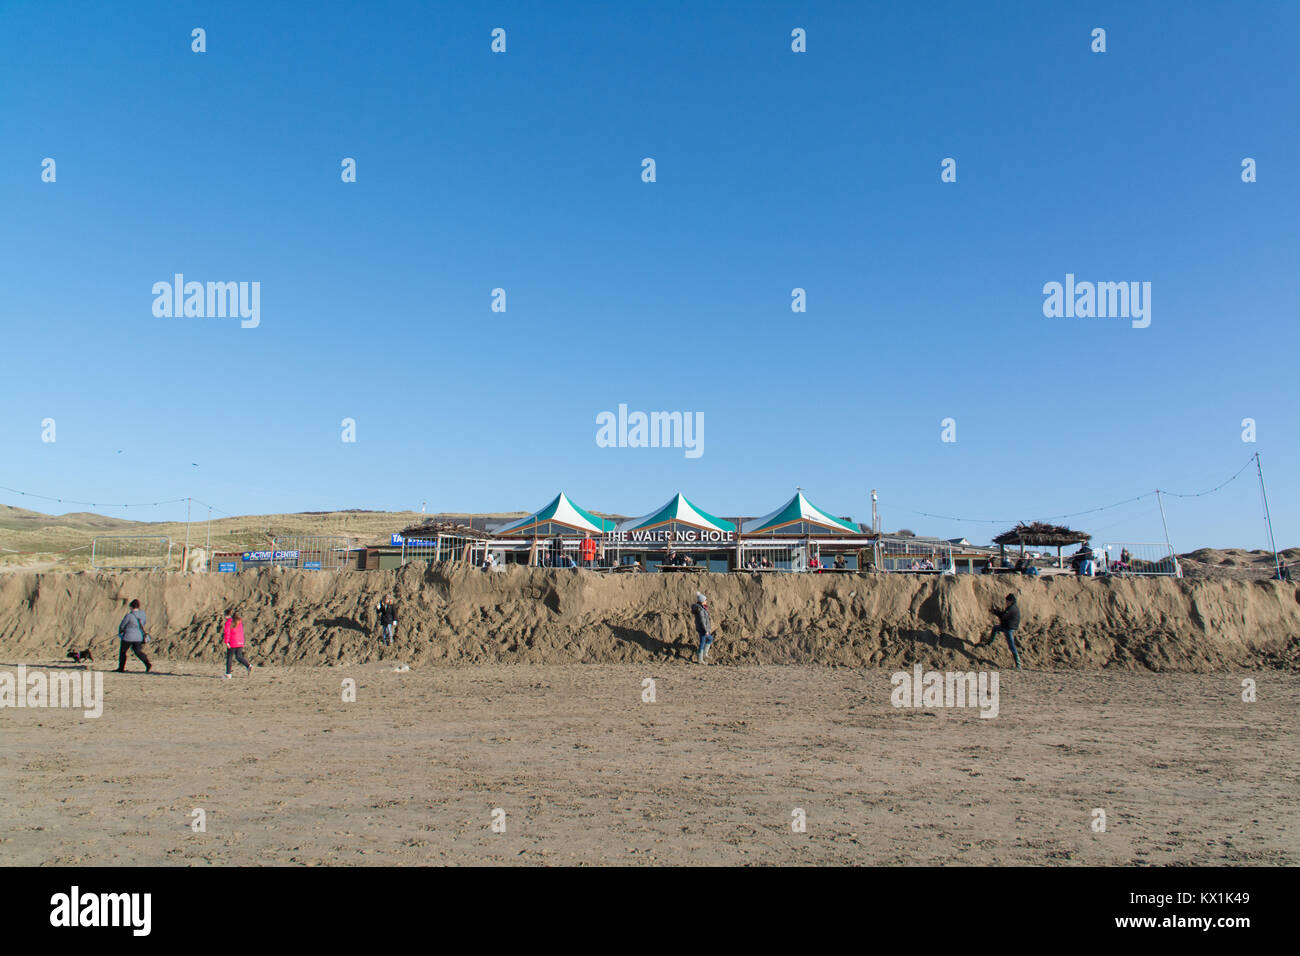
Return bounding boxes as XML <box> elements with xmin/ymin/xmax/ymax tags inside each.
<box><xmin>394</xmin><ymin>489</ymin><xmax>879</xmax><ymax>573</ymax></box>
<box><xmin>490</xmin><ymin>492</ymin><xmax>618</xmax><ymax>566</ymax></box>
<box><xmin>739</xmin><ymin>491</ymin><xmax>878</xmax><ymax>570</ymax></box>
<box><xmin>607</xmin><ymin>493</ymin><xmax>737</xmax><ymax>571</ymax></box>
<box><xmin>471</xmin><ymin>490</ymin><xmax>876</xmax><ymax>572</ymax></box>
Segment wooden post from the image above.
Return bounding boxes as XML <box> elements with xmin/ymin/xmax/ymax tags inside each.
<box><xmin>182</xmin><ymin>496</ymin><xmax>192</xmax><ymax>573</ymax></box>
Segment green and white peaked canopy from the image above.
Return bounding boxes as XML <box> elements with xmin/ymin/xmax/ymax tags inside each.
<box><xmin>619</xmin><ymin>493</ymin><xmax>736</xmax><ymax>534</ymax></box>
<box><xmin>494</xmin><ymin>492</ymin><xmax>617</xmax><ymax>536</ymax></box>
<box><xmin>741</xmin><ymin>492</ymin><xmax>860</xmax><ymax>534</ymax></box>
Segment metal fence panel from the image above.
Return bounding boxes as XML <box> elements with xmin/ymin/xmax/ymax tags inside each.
<box><xmin>91</xmin><ymin>536</ymin><xmax>172</xmax><ymax>569</ymax></box>
<box><xmin>270</xmin><ymin>536</ymin><xmax>351</xmax><ymax>570</ymax></box>
<box><xmin>878</xmin><ymin>537</ymin><xmax>953</xmax><ymax>572</ymax></box>
<box><xmin>401</xmin><ymin>533</ymin><xmax>488</xmax><ymax>567</ymax></box>
<box><xmin>1102</xmin><ymin>542</ymin><xmax>1177</xmax><ymax>576</ymax></box>
<box><xmin>738</xmin><ymin>541</ymin><xmax>806</xmax><ymax>572</ymax></box>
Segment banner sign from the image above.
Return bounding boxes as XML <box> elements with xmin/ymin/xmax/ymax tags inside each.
<box><xmin>218</xmin><ymin>562</ymin><xmax>236</xmax><ymax>573</ymax></box>
<box><xmin>606</xmin><ymin>529</ymin><xmax>735</xmax><ymax>543</ymax></box>
<box><xmin>242</xmin><ymin>550</ymin><xmax>300</xmax><ymax>562</ymax></box>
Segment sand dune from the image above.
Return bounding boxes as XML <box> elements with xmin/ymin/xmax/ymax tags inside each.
<box><xmin>2</xmin><ymin>565</ymin><xmax>1296</xmax><ymax>672</ymax></box>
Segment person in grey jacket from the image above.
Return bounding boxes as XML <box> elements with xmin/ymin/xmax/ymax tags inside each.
<box><xmin>691</xmin><ymin>592</ymin><xmax>714</xmax><ymax>664</ymax></box>
<box><xmin>117</xmin><ymin>598</ymin><xmax>152</xmax><ymax>673</ymax></box>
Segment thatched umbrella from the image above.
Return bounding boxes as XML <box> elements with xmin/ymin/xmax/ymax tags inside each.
<box><xmin>397</xmin><ymin>519</ymin><xmax>491</xmax><ymax>540</ymax></box>
<box><xmin>993</xmin><ymin>522</ymin><xmax>1091</xmax><ymax>567</ymax></box>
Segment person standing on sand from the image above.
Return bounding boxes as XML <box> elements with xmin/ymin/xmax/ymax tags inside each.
<box><xmin>986</xmin><ymin>593</ymin><xmax>1022</xmax><ymax>669</ymax></box>
<box><xmin>691</xmin><ymin>592</ymin><xmax>714</xmax><ymax>664</ymax></box>
<box><xmin>222</xmin><ymin>609</ymin><xmax>252</xmax><ymax>678</ymax></box>
<box><xmin>377</xmin><ymin>595</ymin><xmax>398</xmax><ymax>646</ymax></box>
<box><xmin>116</xmin><ymin>598</ymin><xmax>152</xmax><ymax>673</ymax></box>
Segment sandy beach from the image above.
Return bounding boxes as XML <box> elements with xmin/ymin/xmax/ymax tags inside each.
<box><xmin>2</xmin><ymin>662</ymin><xmax>1295</xmax><ymax>866</ymax></box>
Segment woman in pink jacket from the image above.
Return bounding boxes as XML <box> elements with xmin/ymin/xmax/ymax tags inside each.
<box><xmin>222</xmin><ymin>609</ymin><xmax>252</xmax><ymax>678</ymax></box>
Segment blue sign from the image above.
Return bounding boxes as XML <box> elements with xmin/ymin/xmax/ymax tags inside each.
<box><xmin>218</xmin><ymin>562</ymin><xmax>236</xmax><ymax>573</ymax></box>
<box><xmin>274</xmin><ymin>550</ymin><xmax>300</xmax><ymax>561</ymax></box>
<box><xmin>392</xmin><ymin>534</ymin><xmax>436</xmax><ymax>547</ymax></box>
<box><xmin>243</xmin><ymin>551</ymin><xmax>272</xmax><ymax>562</ymax></box>
<box><xmin>303</xmin><ymin>561</ymin><xmax>322</xmax><ymax>570</ymax></box>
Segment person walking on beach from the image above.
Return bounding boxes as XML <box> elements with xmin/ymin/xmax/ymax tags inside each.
<box><xmin>377</xmin><ymin>595</ymin><xmax>398</xmax><ymax>646</ymax></box>
<box><xmin>222</xmin><ymin>609</ymin><xmax>252</xmax><ymax>678</ymax></box>
<box><xmin>986</xmin><ymin>593</ymin><xmax>1022</xmax><ymax>669</ymax></box>
<box><xmin>691</xmin><ymin>592</ymin><xmax>714</xmax><ymax>664</ymax></box>
<box><xmin>116</xmin><ymin>598</ymin><xmax>152</xmax><ymax>673</ymax></box>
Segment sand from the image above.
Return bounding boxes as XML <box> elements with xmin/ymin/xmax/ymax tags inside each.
<box><xmin>2</xmin><ymin>566</ymin><xmax>1296</xmax><ymax>865</ymax></box>
<box><xmin>1</xmin><ymin>663</ymin><xmax>1295</xmax><ymax>866</ymax></box>
<box><xmin>1</xmin><ymin>565</ymin><xmax>1297</xmax><ymax>671</ymax></box>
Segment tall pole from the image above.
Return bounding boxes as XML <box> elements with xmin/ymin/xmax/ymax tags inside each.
<box><xmin>1155</xmin><ymin>489</ymin><xmax>1175</xmax><ymax>569</ymax></box>
<box><xmin>183</xmin><ymin>496</ymin><xmax>192</xmax><ymax>573</ymax></box>
<box><xmin>205</xmin><ymin>506</ymin><xmax>212</xmax><ymax>552</ymax></box>
<box><xmin>1255</xmin><ymin>453</ymin><xmax>1282</xmax><ymax>579</ymax></box>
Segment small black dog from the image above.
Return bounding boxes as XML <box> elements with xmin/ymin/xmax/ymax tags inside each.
<box><xmin>66</xmin><ymin>649</ymin><xmax>94</xmax><ymax>664</ymax></box>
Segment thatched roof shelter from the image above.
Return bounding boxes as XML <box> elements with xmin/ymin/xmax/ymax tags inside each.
<box><xmin>993</xmin><ymin>522</ymin><xmax>1090</xmax><ymax>548</ymax></box>
<box><xmin>397</xmin><ymin>519</ymin><xmax>492</xmax><ymax>541</ymax></box>
<box><xmin>993</xmin><ymin>522</ymin><xmax>1090</xmax><ymax>565</ymax></box>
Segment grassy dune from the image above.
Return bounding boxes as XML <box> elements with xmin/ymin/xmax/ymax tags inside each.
<box><xmin>0</xmin><ymin>505</ymin><xmax>456</xmax><ymax>571</ymax></box>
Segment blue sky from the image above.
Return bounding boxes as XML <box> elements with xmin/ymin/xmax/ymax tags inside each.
<box><xmin>1</xmin><ymin>0</ymin><xmax>1296</xmax><ymax>548</ymax></box>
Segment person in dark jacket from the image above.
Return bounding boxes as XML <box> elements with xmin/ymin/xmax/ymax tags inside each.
<box><xmin>377</xmin><ymin>595</ymin><xmax>398</xmax><ymax>646</ymax></box>
<box><xmin>986</xmin><ymin>593</ymin><xmax>1021</xmax><ymax>669</ymax></box>
<box><xmin>691</xmin><ymin>592</ymin><xmax>714</xmax><ymax>664</ymax></box>
<box><xmin>117</xmin><ymin>598</ymin><xmax>152</xmax><ymax>673</ymax></box>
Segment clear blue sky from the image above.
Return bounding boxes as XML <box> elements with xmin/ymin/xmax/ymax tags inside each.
<box><xmin>2</xmin><ymin>1</ymin><xmax>1296</xmax><ymax>548</ymax></box>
